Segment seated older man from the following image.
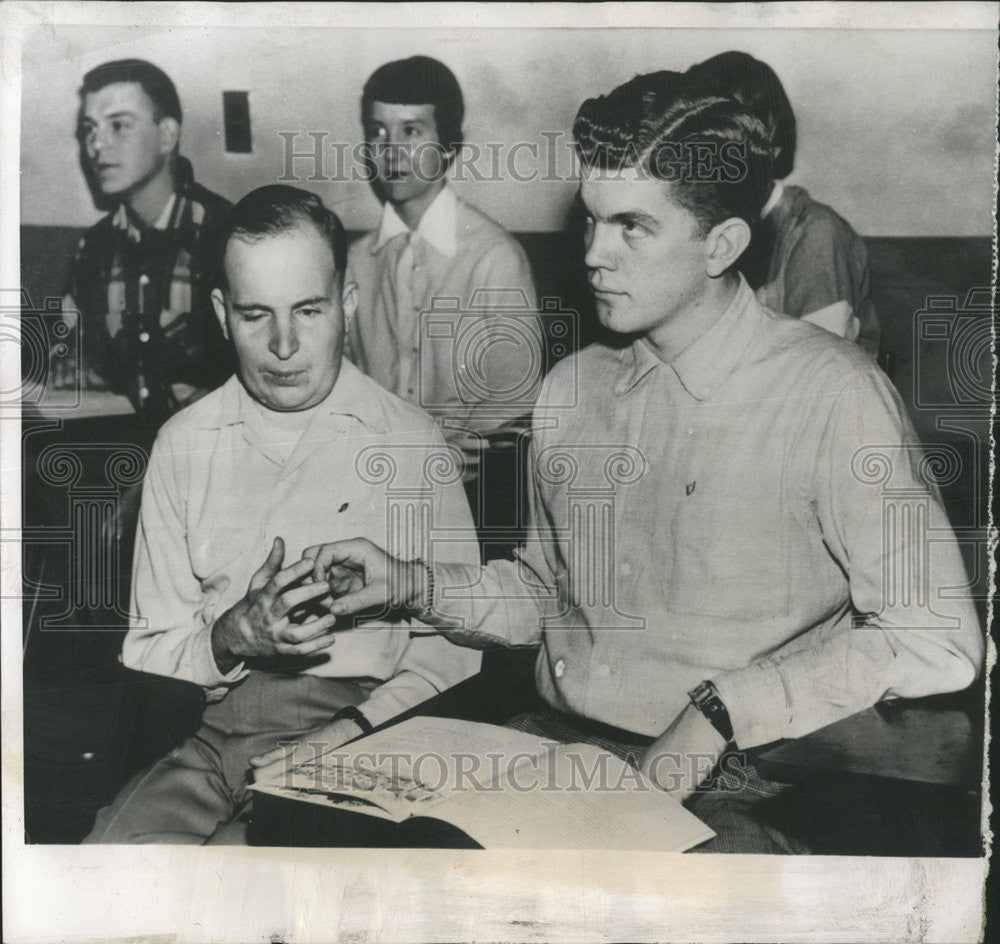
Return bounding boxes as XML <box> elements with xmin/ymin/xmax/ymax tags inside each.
<box><xmin>84</xmin><ymin>185</ymin><xmax>480</xmax><ymax>844</ymax></box>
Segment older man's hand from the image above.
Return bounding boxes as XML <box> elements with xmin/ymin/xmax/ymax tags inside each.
<box><xmin>211</xmin><ymin>536</ymin><xmax>339</xmax><ymax>673</ymax></box>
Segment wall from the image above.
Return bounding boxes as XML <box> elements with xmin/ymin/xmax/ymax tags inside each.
<box><xmin>19</xmin><ymin>23</ymin><xmax>997</xmax><ymax>235</ymax></box>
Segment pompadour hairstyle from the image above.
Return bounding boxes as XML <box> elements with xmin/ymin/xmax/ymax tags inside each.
<box><xmin>573</xmin><ymin>70</ymin><xmax>775</xmax><ymax>237</ymax></box>
<box><xmin>686</xmin><ymin>51</ymin><xmax>796</xmax><ymax>180</ymax></box>
<box><xmin>219</xmin><ymin>185</ymin><xmax>348</xmax><ymax>288</ymax></box>
<box><xmin>361</xmin><ymin>56</ymin><xmax>464</xmax><ymax>156</ymax></box>
<box><xmin>80</xmin><ymin>59</ymin><xmax>182</xmax><ymax>124</ymax></box>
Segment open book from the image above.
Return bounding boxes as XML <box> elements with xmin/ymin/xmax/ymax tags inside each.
<box><xmin>251</xmin><ymin>716</ymin><xmax>715</xmax><ymax>851</ymax></box>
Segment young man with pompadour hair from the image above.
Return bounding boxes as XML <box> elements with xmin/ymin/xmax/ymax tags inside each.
<box><xmin>298</xmin><ymin>70</ymin><xmax>981</xmax><ymax>853</ymax></box>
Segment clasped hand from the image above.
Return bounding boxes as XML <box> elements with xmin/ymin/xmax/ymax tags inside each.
<box><xmin>211</xmin><ymin>537</ymin><xmax>341</xmax><ymax>673</ymax></box>
<box><xmin>302</xmin><ymin>537</ymin><xmax>425</xmax><ymax>618</ymax></box>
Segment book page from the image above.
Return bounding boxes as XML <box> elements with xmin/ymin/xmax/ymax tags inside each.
<box><xmin>253</xmin><ymin>719</ymin><xmax>714</xmax><ymax>851</ymax></box>
<box><xmin>436</xmin><ymin>741</ymin><xmax>715</xmax><ymax>852</ymax></box>
<box><xmin>250</xmin><ymin>716</ymin><xmax>553</xmax><ymax>821</ymax></box>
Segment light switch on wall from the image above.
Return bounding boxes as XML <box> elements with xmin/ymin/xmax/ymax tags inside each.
<box><xmin>223</xmin><ymin>91</ymin><xmax>252</xmax><ymax>153</ymax></box>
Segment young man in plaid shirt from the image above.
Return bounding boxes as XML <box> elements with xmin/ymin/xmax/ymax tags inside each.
<box><xmin>60</xmin><ymin>59</ymin><xmax>232</xmax><ymax>414</ymax></box>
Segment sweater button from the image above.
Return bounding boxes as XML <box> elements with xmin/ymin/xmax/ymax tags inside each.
<box><xmin>554</xmin><ymin>659</ymin><xmax>566</xmax><ymax>678</ymax></box>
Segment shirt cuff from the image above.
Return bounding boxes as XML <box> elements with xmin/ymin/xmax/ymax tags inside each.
<box><xmin>196</xmin><ymin>622</ymin><xmax>249</xmax><ymax>690</ymax></box>
<box><xmin>351</xmin><ymin>681</ymin><xmax>432</xmax><ymax>731</ymax></box>
<box><xmin>712</xmin><ymin>659</ymin><xmax>792</xmax><ymax>749</ymax></box>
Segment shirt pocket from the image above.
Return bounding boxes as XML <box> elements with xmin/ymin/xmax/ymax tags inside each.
<box><xmin>664</xmin><ymin>491</ymin><xmax>792</xmax><ymax>621</ymax></box>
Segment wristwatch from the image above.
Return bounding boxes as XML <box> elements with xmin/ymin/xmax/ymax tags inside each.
<box><xmin>687</xmin><ymin>680</ymin><xmax>735</xmax><ymax>745</ymax></box>
<box><xmin>331</xmin><ymin>705</ymin><xmax>374</xmax><ymax>736</ymax></box>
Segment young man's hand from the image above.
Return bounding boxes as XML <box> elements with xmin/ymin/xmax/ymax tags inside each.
<box><xmin>302</xmin><ymin>538</ymin><xmax>427</xmax><ymax>618</ymax></box>
<box><xmin>248</xmin><ymin>716</ymin><xmax>363</xmax><ymax>785</ymax></box>
<box><xmin>211</xmin><ymin>537</ymin><xmax>339</xmax><ymax>673</ymax></box>
<box><xmin>638</xmin><ymin>703</ymin><xmax>729</xmax><ymax>804</ymax></box>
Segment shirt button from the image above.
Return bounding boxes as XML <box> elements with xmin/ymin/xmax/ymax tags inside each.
<box><xmin>595</xmin><ymin>664</ymin><xmax>611</xmax><ymax>678</ymax></box>
<box><xmin>620</xmin><ymin>561</ymin><xmax>632</xmax><ymax>577</ymax></box>
<box><xmin>554</xmin><ymin>659</ymin><xmax>566</xmax><ymax>678</ymax></box>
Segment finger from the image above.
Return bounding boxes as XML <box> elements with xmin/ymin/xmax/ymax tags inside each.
<box><xmin>249</xmin><ymin>746</ymin><xmax>287</xmax><ymax>768</ymax></box>
<box><xmin>250</xmin><ymin>758</ymin><xmax>294</xmax><ymax>784</ymax></box>
<box><xmin>262</xmin><ymin>557</ymin><xmax>317</xmax><ymax>602</ymax></box>
<box><xmin>279</xmin><ymin>613</ymin><xmax>338</xmax><ymax>645</ymax></box>
<box><xmin>329</xmin><ymin>583</ymin><xmax>390</xmax><ymax>616</ymax></box>
<box><xmin>310</xmin><ymin>538</ymin><xmax>375</xmax><ymax>579</ymax></box>
<box><xmin>248</xmin><ymin>537</ymin><xmax>285</xmax><ymax>592</ymax></box>
<box><xmin>302</xmin><ymin>545</ymin><xmax>329</xmax><ymax>583</ymax></box>
<box><xmin>277</xmin><ymin>578</ymin><xmax>338</xmax><ymax>615</ymax></box>
<box><xmin>276</xmin><ymin>633</ymin><xmax>338</xmax><ymax>658</ymax></box>
<box><xmin>327</xmin><ymin>570</ymin><xmax>365</xmax><ymax>597</ymax></box>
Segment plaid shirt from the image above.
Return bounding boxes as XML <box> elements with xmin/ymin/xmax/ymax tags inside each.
<box><xmin>64</xmin><ymin>162</ymin><xmax>232</xmax><ymax>411</ymax></box>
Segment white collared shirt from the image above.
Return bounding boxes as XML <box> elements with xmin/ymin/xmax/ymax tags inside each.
<box><xmin>346</xmin><ymin>186</ymin><xmax>544</xmax><ymax>475</ymax></box>
<box><xmin>122</xmin><ymin>363</ymin><xmax>480</xmax><ymax>724</ymax></box>
<box><xmin>374</xmin><ymin>184</ymin><xmax>458</xmax><ymax>258</ymax></box>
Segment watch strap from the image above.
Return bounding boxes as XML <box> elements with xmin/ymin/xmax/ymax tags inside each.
<box><xmin>688</xmin><ymin>680</ymin><xmax>735</xmax><ymax>744</ymax></box>
<box><xmin>331</xmin><ymin>705</ymin><xmax>374</xmax><ymax>736</ymax></box>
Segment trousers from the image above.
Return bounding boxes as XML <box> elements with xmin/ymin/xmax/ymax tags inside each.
<box><xmin>84</xmin><ymin>671</ymin><xmax>373</xmax><ymax>844</ymax></box>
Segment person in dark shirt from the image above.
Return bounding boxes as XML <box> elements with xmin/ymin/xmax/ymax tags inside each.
<box><xmin>59</xmin><ymin>59</ymin><xmax>232</xmax><ymax>414</ymax></box>
<box><xmin>687</xmin><ymin>51</ymin><xmax>880</xmax><ymax>358</ymax></box>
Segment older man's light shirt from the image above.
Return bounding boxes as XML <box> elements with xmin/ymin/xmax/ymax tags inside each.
<box><xmin>124</xmin><ymin>362</ymin><xmax>480</xmax><ymax>727</ymax></box>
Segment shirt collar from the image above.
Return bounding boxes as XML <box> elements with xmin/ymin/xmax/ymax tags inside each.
<box><xmin>372</xmin><ymin>184</ymin><xmax>457</xmax><ymax>257</ymax></box>
<box><xmin>760</xmin><ymin>180</ymin><xmax>784</xmax><ymax>220</ymax></box>
<box><xmin>112</xmin><ymin>193</ymin><xmax>179</xmax><ymax>235</ymax></box>
<box><xmin>199</xmin><ymin>360</ymin><xmax>386</xmax><ymax>434</ymax></box>
<box><xmin>615</xmin><ymin>276</ymin><xmax>762</xmax><ymax>401</ymax></box>
<box><xmin>151</xmin><ymin>193</ymin><xmax>178</xmax><ymax>230</ymax></box>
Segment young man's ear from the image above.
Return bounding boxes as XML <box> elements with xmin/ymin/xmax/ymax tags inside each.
<box><xmin>341</xmin><ymin>280</ymin><xmax>358</xmax><ymax>328</ymax></box>
<box><xmin>157</xmin><ymin>117</ymin><xmax>181</xmax><ymax>157</ymax></box>
<box><xmin>210</xmin><ymin>288</ymin><xmax>230</xmax><ymax>340</ymax></box>
<box><xmin>704</xmin><ymin>217</ymin><xmax>751</xmax><ymax>278</ymax></box>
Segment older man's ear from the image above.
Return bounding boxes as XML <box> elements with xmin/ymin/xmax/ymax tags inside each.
<box><xmin>342</xmin><ymin>280</ymin><xmax>358</xmax><ymax>329</ymax></box>
<box><xmin>211</xmin><ymin>288</ymin><xmax>230</xmax><ymax>340</ymax></box>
